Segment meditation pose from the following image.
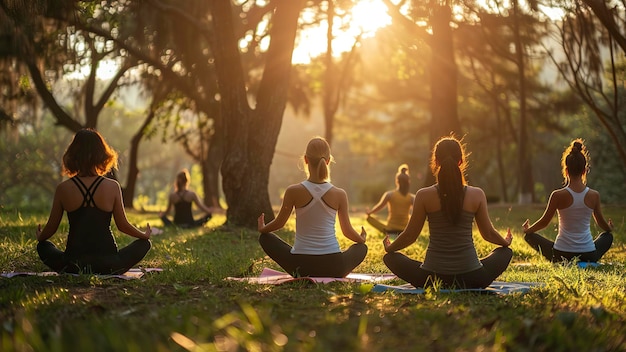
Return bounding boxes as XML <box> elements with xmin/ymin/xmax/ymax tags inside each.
<box><xmin>160</xmin><ymin>169</ymin><xmax>213</xmax><ymax>228</ymax></box>
<box><xmin>366</xmin><ymin>164</ymin><xmax>415</xmax><ymax>238</ymax></box>
<box><xmin>383</xmin><ymin>136</ymin><xmax>513</xmax><ymax>288</ymax></box>
<box><xmin>257</xmin><ymin>137</ymin><xmax>368</xmax><ymax>277</ymax></box>
<box><xmin>523</xmin><ymin>139</ymin><xmax>613</xmax><ymax>263</ymax></box>
<box><xmin>36</xmin><ymin>129</ymin><xmax>152</xmax><ymax>274</ymax></box>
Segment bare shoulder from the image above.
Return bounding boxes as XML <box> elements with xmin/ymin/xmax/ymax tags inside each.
<box><xmin>587</xmin><ymin>188</ymin><xmax>600</xmax><ymax>197</ymax></box>
<box><xmin>585</xmin><ymin>188</ymin><xmax>601</xmax><ymax>204</ymax></box>
<box><xmin>101</xmin><ymin>177</ymin><xmax>121</xmax><ymax>189</ymax></box>
<box><xmin>416</xmin><ymin>185</ymin><xmax>437</xmax><ymax>197</ymax></box>
<box><xmin>465</xmin><ymin>185</ymin><xmax>486</xmax><ymax>196</ymax></box>
<box><xmin>330</xmin><ymin>185</ymin><xmax>347</xmax><ymax>196</ymax></box>
<box><xmin>550</xmin><ymin>188</ymin><xmax>570</xmax><ymax>200</ymax></box>
<box><xmin>285</xmin><ymin>183</ymin><xmax>307</xmax><ymax>194</ymax></box>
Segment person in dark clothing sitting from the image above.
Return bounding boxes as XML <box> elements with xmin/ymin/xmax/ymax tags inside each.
<box><xmin>36</xmin><ymin>129</ymin><xmax>152</xmax><ymax>275</ymax></box>
<box><xmin>160</xmin><ymin>169</ymin><xmax>213</xmax><ymax>228</ymax></box>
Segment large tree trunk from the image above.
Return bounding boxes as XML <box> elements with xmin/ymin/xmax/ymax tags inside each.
<box><xmin>202</xmin><ymin>135</ymin><xmax>224</xmax><ymax>209</ymax></box>
<box><xmin>425</xmin><ymin>4</ymin><xmax>461</xmax><ymax>186</ymax></box>
<box><xmin>122</xmin><ymin>109</ymin><xmax>156</xmax><ymax>208</ymax></box>
<box><xmin>213</xmin><ymin>0</ymin><xmax>304</xmax><ymax>228</ymax></box>
<box><xmin>513</xmin><ymin>0</ymin><xmax>534</xmax><ymax>204</ymax></box>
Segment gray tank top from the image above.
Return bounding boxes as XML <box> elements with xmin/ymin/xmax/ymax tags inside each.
<box><xmin>420</xmin><ymin>210</ymin><xmax>483</xmax><ymax>275</ymax></box>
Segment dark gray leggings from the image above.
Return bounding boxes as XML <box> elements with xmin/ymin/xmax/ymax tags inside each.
<box><xmin>37</xmin><ymin>239</ymin><xmax>152</xmax><ymax>275</ymax></box>
<box><xmin>383</xmin><ymin>247</ymin><xmax>513</xmax><ymax>289</ymax></box>
<box><xmin>524</xmin><ymin>231</ymin><xmax>613</xmax><ymax>263</ymax></box>
<box><xmin>259</xmin><ymin>232</ymin><xmax>368</xmax><ymax>278</ymax></box>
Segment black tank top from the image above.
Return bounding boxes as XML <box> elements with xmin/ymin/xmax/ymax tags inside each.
<box><xmin>173</xmin><ymin>191</ymin><xmax>194</xmax><ymax>225</ymax></box>
<box><xmin>65</xmin><ymin>176</ymin><xmax>118</xmax><ymax>258</ymax></box>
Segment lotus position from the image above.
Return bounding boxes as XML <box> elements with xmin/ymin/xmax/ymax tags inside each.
<box><xmin>258</xmin><ymin>137</ymin><xmax>367</xmax><ymax>278</ymax></box>
<box><xmin>36</xmin><ymin>129</ymin><xmax>151</xmax><ymax>274</ymax></box>
<box><xmin>383</xmin><ymin>136</ymin><xmax>513</xmax><ymax>289</ymax></box>
<box><xmin>366</xmin><ymin>164</ymin><xmax>415</xmax><ymax>238</ymax></box>
<box><xmin>523</xmin><ymin>139</ymin><xmax>613</xmax><ymax>263</ymax></box>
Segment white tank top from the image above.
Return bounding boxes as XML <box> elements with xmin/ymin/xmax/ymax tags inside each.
<box><xmin>291</xmin><ymin>181</ymin><xmax>341</xmax><ymax>255</ymax></box>
<box><xmin>554</xmin><ymin>187</ymin><xmax>595</xmax><ymax>252</ymax></box>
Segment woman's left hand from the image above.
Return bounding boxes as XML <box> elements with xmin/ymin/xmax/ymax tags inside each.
<box><xmin>382</xmin><ymin>235</ymin><xmax>391</xmax><ymax>252</ymax></box>
<box><xmin>35</xmin><ymin>224</ymin><xmax>43</xmax><ymax>241</ymax></box>
<box><xmin>257</xmin><ymin>213</ymin><xmax>266</xmax><ymax>232</ymax></box>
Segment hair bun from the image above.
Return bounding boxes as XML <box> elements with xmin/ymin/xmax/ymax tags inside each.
<box><xmin>571</xmin><ymin>141</ymin><xmax>584</xmax><ymax>153</ymax></box>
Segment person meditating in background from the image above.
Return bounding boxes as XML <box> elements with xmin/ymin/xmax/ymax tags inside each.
<box><xmin>160</xmin><ymin>169</ymin><xmax>213</xmax><ymax>229</ymax></box>
<box><xmin>257</xmin><ymin>137</ymin><xmax>368</xmax><ymax>278</ymax></box>
<box><xmin>383</xmin><ymin>136</ymin><xmax>513</xmax><ymax>289</ymax></box>
<box><xmin>366</xmin><ymin>164</ymin><xmax>415</xmax><ymax>239</ymax></box>
<box><xmin>36</xmin><ymin>128</ymin><xmax>152</xmax><ymax>274</ymax></box>
<box><xmin>523</xmin><ymin>139</ymin><xmax>613</xmax><ymax>263</ymax></box>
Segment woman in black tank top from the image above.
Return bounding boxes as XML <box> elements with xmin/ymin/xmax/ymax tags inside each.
<box><xmin>35</xmin><ymin>129</ymin><xmax>152</xmax><ymax>274</ymax></box>
<box><xmin>160</xmin><ymin>169</ymin><xmax>214</xmax><ymax>229</ymax></box>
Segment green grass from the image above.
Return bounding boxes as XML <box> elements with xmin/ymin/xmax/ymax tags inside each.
<box><xmin>0</xmin><ymin>205</ymin><xmax>625</xmax><ymax>351</ymax></box>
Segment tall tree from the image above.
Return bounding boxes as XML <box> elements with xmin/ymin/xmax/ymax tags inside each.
<box><xmin>212</xmin><ymin>0</ymin><xmax>305</xmax><ymax>227</ymax></box>
<box><xmin>546</xmin><ymin>0</ymin><xmax>626</xmax><ymax>170</ymax></box>
<box><xmin>382</xmin><ymin>0</ymin><xmax>461</xmax><ymax>185</ymax></box>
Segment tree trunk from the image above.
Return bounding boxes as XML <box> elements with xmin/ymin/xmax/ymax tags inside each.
<box><xmin>202</xmin><ymin>135</ymin><xmax>224</xmax><ymax>209</ymax></box>
<box><xmin>122</xmin><ymin>109</ymin><xmax>156</xmax><ymax>208</ymax></box>
<box><xmin>213</xmin><ymin>0</ymin><xmax>304</xmax><ymax>228</ymax></box>
<box><xmin>425</xmin><ymin>4</ymin><xmax>461</xmax><ymax>186</ymax></box>
<box><xmin>513</xmin><ymin>0</ymin><xmax>534</xmax><ymax>204</ymax></box>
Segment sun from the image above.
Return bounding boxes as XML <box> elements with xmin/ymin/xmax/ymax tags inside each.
<box><xmin>292</xmin><ymin>0</ymin><xmax>391</xmax><ymax>64</ymax></box>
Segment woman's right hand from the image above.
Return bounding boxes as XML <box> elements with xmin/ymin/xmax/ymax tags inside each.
<box><xmin>504</xmin><ymin>228</ymin><xmax>513</xmax><ymax>246</ymax></box>
<box><xmin>522</xmin><ymin>219</ymin><xmax>530</xmax><ymax>232</ymax></box>
<box><xmin>360</xmin><ymin>226</ymin><xmax>367</xmax><ymax>242</ymax></box>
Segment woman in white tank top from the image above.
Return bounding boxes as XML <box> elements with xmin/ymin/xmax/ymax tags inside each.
<box><xmin>523</xmin><ymin>139</ymin><xmax>613</xmax><ymax>263</ymax></box>
<box><xmin>257</xmin><ymin>137</ymin><xmax>367</xmax><ymax>277</ymax></box>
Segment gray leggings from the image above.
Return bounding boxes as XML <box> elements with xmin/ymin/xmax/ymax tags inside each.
<box><xmin>524</xmin><ymin>231</ymin><xmax>613</xmax><ymax>263</ymax></box>
<box><xmin>259</xmin><ymin>232</ymin><xmax>368</xmax><ymax>278</ymax></box>
<box><xmin>383</xmin><ymin>247</ymin><xmax>513</xmax><ymax>289</ymax></box>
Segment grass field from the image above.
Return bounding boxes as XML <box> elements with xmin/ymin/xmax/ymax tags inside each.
<box><xmin>1</xmin><ymin>204</ymin><xmax>625</xmax><ymax>351</ymax></box>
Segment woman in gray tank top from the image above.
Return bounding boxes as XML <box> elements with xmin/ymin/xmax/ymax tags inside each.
<box><xmin>383</xmin><ymin>136</ymin><xmax>513</xmax><ymax>289</ymax></box>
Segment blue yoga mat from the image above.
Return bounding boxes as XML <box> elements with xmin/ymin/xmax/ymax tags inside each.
<box><xmin>372</xmin><ymin>281</ymin><xmax>544</xmax><ymax>295</ymax></box>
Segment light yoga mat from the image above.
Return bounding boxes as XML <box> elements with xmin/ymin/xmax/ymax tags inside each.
<box><xmin>226</xmin><ymin>267</ymin><xmax>397</xmax><ymax>285</ymax></box>
<box><xmin>1</xmin><ymin>268</ymin><xmax>163</xmax><ymax>280</ymax></box>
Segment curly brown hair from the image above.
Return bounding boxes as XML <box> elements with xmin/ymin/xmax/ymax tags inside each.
<box><xmin>62</xmin><ymin>129</ymin><xmax>118</xmax><ymax>177</ymax></box>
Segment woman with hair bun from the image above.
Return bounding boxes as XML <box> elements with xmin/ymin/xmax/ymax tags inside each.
<box><xmin>523</xmin><ymin>138</ymin><xmax>613</xmax><ymax>263</ymax></box>
<box><xmin>383</xmin><ymin>136</ymin><xmax>513</xmax><ymax>289</ymax></box>
<box><xmin>257</xmin><ymin>137</ymin><xmax>368</xmax><ymax>278</ymax></box>
<box><xmin>366</xmin><ymin>164</ymin><xmax>415</xmax><ymax>238</ymax></box>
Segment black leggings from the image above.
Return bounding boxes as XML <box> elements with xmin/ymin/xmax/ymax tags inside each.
<box><xmin>259</xmin><ymin>232</ymin><xmax>368</xmax><ymax>278</ymax></box>
<box><xmin>37</xmin><ymin>239</ymin><xmax>152</xmax><ymax>275</ymax></box>
<box><xmin>161</xmin><ymin>214</ymin><xmax>211</xmax><ymax>228</ymax></box>
<box><xmin>383</xmin><ymin>247</ymin><xmax>513</xmax><ymax>289</ymax></box>
<box><xmin>524</xmin><ymin>231</ymin><xmax>613</xmax><ymax>263</ymax></box>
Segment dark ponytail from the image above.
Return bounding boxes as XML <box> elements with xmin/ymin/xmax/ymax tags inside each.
<box><xmin>430</xmin><ymin>137</ymin><xmax>467</xmax><ymax>224</ymax></box>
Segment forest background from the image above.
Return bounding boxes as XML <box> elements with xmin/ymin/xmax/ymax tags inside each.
<box><xmin>1</xmin><ymin>0</ymin><xmax>626</xmax><ymax>225</ymax></box>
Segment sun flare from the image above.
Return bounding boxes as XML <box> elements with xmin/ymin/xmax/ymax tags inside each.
<box><xmin>293</xmin><ymin>0</ymin><xmax>391</xmax><ymax>64</ymax></box>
